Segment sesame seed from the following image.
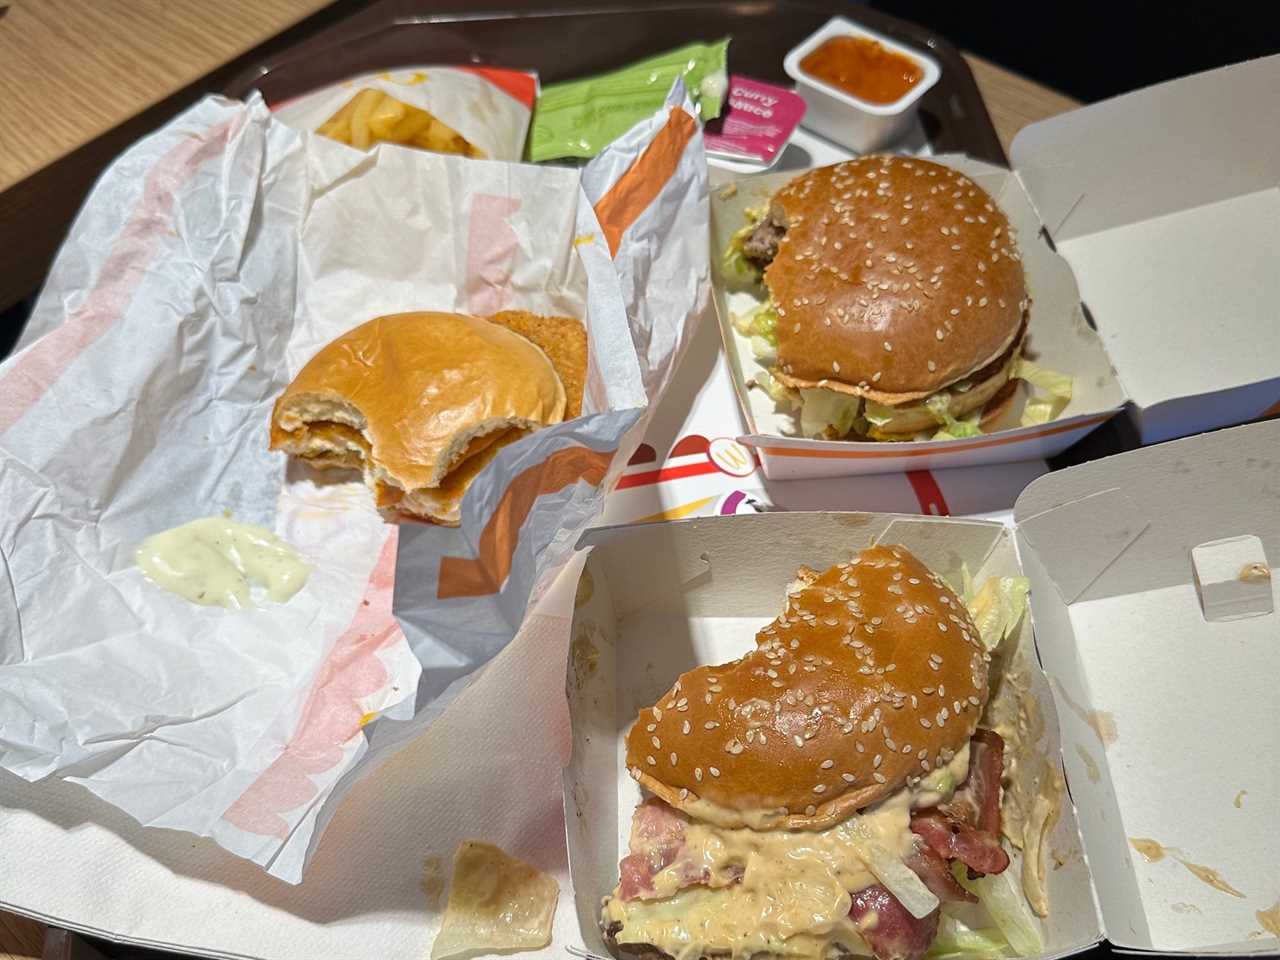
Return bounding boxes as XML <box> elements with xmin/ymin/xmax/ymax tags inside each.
<box><xmin>821</xmin><ymin>759</ymin><xmax>835</xmax><ymax>769</ymax></box>
<box><xmin>920</xmin><ymin>718</ymin><xmax>933</xmax><ymax>728</ymax></box>
<box><xmin>679</xmin><ymin>788</ymin><xmax>688</xmax><ymax>800</ymax></box>
<box><xmin>646</xmin><ymin>723</ymin><xmax>656</xmax><ymax>732</ymax></box>
<box><xmin>813</xmin><ymin>784</ymin><xmax>827</xmax><ymax>794</ymax></box>
<box><xmin>709</xmin><ymin>766</ymin><xmax>721</xmax><ymax>777</ymax></box>
<box><xmin>873</xmin><ymin>772</ymin><xmax>887</xmax><ymax>784</ymax></box>
<box><xmin>873</xmin><ymin>754</ymin><xmax>883</xmax><ymax>768</ymax></box>
<box><xmin>670</xmin><ymin>752</ymin><xmax>678</xmax><ymax>765</ymax></box>
<box><xmin>682</xmin><ymin>720</ymin><xmax>691</xmax><ymax>735</ymax></box>
<box><xmin>651</xmin><ymin>736</ymin><xmax>661</xmax><ymax>749</ymax></box>
<box><xmin>695</xmin><ymin>767</ymin><xmax>703</xmax><ymax>782</ymax></box>
<box><xmin>938</xmin><ymin>622</ymin><xmax>948</xmax><ymax>632</ymax></box>
<box><xmin>936</xmin><ymin>329</ymin><xmax>945</xmax><ymax>340</ymax></box>
<box><xmin>652</xmin><ymin>707</ymin><xmax>662</xmax><ymax>720</ymax></box>
<box><xmin>646</xmin><ymin>755</ymin><xmax>656</xmax><ymax>765</ymax></box>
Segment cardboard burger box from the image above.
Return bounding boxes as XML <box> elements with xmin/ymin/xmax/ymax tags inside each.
<box><xmin>564</xmin><ymin>417</ymin><xmax>1280</xmax><ymax>957</ymax></box>
<box><xmin>710</xmin><ymin>54</ymin><xmax>1280</xmax><ymax>480</ymax></box>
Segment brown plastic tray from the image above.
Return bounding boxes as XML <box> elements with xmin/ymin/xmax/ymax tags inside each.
<box><xmin>44</xmin><ymin>5</ymin><xmax>1006</xmax><ymax>960</ymax></box>
<box><xmin>223</xmin><ymin>0</ymin><xmax>1008</xmax><ymax>164</ymax></box>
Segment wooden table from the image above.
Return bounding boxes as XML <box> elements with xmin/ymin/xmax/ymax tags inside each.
<box><xmin>0</xmin><ymin>7</ymin><xmax>1079</xmax><ymax>957</ymax></box>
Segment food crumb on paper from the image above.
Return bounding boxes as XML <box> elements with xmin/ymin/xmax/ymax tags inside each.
<box><xmin>1180</xmin><ymin>859</ymin><xmax>1246</xmax><ymax>899</ymax></box>
<box><xmin>421</xmin><ymin>855</ymin><xmax>445</xmax><ymax>910</ymax></box>
<box><xmin>1128</xmin><ymin>838</ymin><xmax>1247</xmax><ymax>899</ymax></box>
<box><xmin>1053</xmin><ymin>677</ymin><xmax>1118</xmax><ymax>747</ymax></box>
<box><xmin>1074</xmin><ymin>743</ymin><xmax>1101</xmax><ymax>783</ymax></box>
<box><xmin>575</xmin><ymin>569</ymin><xmax>595</xmax><ymax>608</ymax></box>
<box><xmin>1256</xmin><ymin>899</ymin><xmax>1280</xmax><ymax>937</ymax></box>
<box><xmin>1234</xmin><ymin>789</ymin><xmax>1247</xmax><ymax>808</ymax></box>
<box><xmin>1130</xmin><ymin>837</ymin><xmax>1168</xmax><ymax>863</ymax></box>
<box><xmin>572</xmin><ymin>623</ymin><xmax>601</xmax><ymax>689</ymax></box>
<box><xmin>718</xmin><ymin>182</ymin><xmax>738</xmax><ymax>200</ymax></box>
<box><xmin>1170</xmin><ymin>902</ymin><xmax>1201</xmax><ymax>914</ymax></box>
<box><xmin>431</xmin><ymin>841</ymin><xmax>559</xmax><ymax>960</ymax></box>
<box><xmin>1239</xmin><ymin>562</ymin><xmax>1271</xmax><ymax>582</ymax></box>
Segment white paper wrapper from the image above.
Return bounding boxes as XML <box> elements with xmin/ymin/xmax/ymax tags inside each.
<box><xmin>272</xmin><ymin>66</ymin><xmax>538</xmax><ymax>161</ymax></box>
<box><xmin>0</xmin><ymin>82</ymin><xmax>709</xmax><ymax>883</ymax></box>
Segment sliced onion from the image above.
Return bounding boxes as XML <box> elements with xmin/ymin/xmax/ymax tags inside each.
<box><xmin>845</xmin><ymin>830</ymin><xmax>940</xmax><ymax>919</ymax></box>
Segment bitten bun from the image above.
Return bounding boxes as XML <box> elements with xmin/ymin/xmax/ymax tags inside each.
<box><xmin>270</xmin><ymin>310</ymin><xmax>584</xmax><ymax>524</ymax></box>
<box><xmin>624</xmin><ymin>544</ymin><xmax>989</xmax><ymax>831</ymax></box>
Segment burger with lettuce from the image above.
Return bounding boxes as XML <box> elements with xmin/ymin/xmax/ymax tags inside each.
<box><xmin>724</xmin><ymin>156</ymin><xmax>1068</xmax><ymax>441</ymax></box>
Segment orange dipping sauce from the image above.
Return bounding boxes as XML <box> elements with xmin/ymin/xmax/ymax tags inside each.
<box><xmin>800</xmin><ymin>35</ymin><xmax>924</xmax><ymax>104</ymax></box>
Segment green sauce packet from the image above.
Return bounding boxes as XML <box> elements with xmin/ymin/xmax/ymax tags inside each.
<box><xmin>528</xmin><ymin>39</ymin><xmax>729</xmax><ymax>163</ymax></box>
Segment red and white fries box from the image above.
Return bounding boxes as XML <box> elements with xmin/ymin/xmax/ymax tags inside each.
<box><xmin>711</xmin><ymin>54</ymin><xmax>1280</xmax><ymax>480</ymax></box>
<box><xmin>564</xmin><ymin>417</ymin><xmax>1280</xmax><ymax>957</ymax></box>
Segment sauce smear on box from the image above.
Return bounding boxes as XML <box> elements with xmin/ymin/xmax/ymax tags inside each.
<box><xmin>800</xmin><ymin>36</ymin><xmax>923</xmax><ymax>104</ymax></box>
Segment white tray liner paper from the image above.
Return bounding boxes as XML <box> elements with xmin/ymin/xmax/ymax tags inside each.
<box><xmin>0</xmin><ymin>81</ymin><xmax>709</xmax><ymax>885</ymax></box>
<box><xmin>564</xmin><ymin>512</ymin><xmax>1101</xmax><ymax>960</ymax></box>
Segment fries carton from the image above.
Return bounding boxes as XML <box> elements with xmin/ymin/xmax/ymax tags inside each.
<box><xmin>273</xmin><ymin>66</ymin><xmax>538</xmax><ymax>161</ymax></box>
<box><xmin>0</xmin><ymin>81</ymin><xmax>709</xmax><ymax>883</ymax></box>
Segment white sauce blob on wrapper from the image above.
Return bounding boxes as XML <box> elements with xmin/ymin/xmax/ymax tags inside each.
<box><xmin>134</xmin><ymin>517</ymin><xmax>310</xmax><ymax>609</ymax></box>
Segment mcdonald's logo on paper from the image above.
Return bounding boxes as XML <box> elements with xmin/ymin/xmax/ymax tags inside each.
<box><xmin>708</xmin><ymin>437</ymin><xmax>755</xmax><ymax>478</ymax></box>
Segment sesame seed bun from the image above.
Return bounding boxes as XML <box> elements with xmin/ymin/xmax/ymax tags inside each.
<box><xmin>624</xmin><ymin>545</ymin><xmax>989</xmax><ymax>831</ymax></box>
<box><xmin>270</xmin><ymin>310</ymin><xmax>578</xmax><ymax>523</ymax></box>
<box><xmin>765</xmin><ymin>156</ymin><xmax>1028</xmax><ymax>398</ymax></box>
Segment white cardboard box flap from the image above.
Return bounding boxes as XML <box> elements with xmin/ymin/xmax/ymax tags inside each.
<box><xmin>709</xmin><ymin>156</ymin><xmax>1125</xmax><ymax>480</ymax></box>
<box><xmin>1014</xmin><ymin>419</ymin><xmax>1280</xmax><ymax>952</ymax></box>
<box><xmin>1011</xmin><ymin>56</ymin><xmax>1280</xmax><ymax>442</ymax></box>
<box><xmin>567</xmin><ymin>513</ymin><xmax>1103</xmax><ymax>960</ymax></box>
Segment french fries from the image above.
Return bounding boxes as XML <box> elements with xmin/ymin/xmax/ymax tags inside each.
<box><xmin>316</xmin><ymin>88</ymin><xmax>486</xmax><ymax>158</ymax></box>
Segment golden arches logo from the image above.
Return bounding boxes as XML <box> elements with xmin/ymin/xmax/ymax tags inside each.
<box><xmin>708</xmin><ymin>437</ymin><xmax>754</xmax><ymax>477</ymax></box>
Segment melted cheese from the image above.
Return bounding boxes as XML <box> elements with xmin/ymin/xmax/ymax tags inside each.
<box><xmin>606</xmin><ymin>778</ymin><xmax>971</xmax><ymax>960</ymax></box>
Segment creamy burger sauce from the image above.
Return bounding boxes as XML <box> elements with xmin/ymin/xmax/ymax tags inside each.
<box><xmin>134</xmin><ymin>517</ymin><xmax>310</xmax><ymax>609</ymax></box>
<box><xmin>606</xmin><ymin>750</ymin><xmax>971</xmax><ymax>960</ymax></box>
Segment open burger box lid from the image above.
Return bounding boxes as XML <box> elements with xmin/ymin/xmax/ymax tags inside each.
<box><xmin>711</xmin><ymin>54</ymin><xmax>1280</xmax><ymax>480</ymax></box>
<box><xmin>564</xmin><ymin>416</ymin><xmax>1280</xmax><ymax>957</ymax></box>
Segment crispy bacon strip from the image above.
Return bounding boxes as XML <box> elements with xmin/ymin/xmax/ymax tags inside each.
<box><xmin>617</xmin><ymin>799</ymin><xmax>690</xmax><ymax>900</ymax></box>
<box><xmin>905</xmin><ymin>842</ymin><xmax>977</xmax><ymax>903</ymax></box>
<box><xmin>849</xmin><ymin>884</ymin><xmax>940</xmax><ymax>960</ymax></box>
<box><xmin>616</xmin><ymin>799</ymin><xmax>713</xmax><ymax>900</ymax></box>
<box><xmin>910</xmin><ymin>730</ymin><xmax>1010</xmax><ymax>877</ymax></box>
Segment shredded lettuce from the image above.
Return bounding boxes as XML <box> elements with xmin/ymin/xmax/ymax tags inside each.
<box><xmin>722</xmin><ymin>206</ymin><xmax>766</xmax><ymax>280</ymax></box>
<box><xmin>863</xmin><ymin>399</ymin><xmax>898</xmax><ymax>428</ymax></box>
<box><xmin>954</xmin><ymin>864</ymin><xmax>1045</xmax><ymax>956</ymax></box>
<box><xmin>731</xmin><ymin>300</ymin><xmax>779</xmax><ymax>361</ymax></box>
<box><xmin>731</xmin><ymin>300</ymin><xmax>778</xmax><ymax>345</ymax></box>
<box><xmin>799</xmin><ymin>387</ymin><xmax>861</xmax><ymax>439</ymax></box>
<box><xmin>966</xmin><ymin>576</ymin><xmax>1031</xmax><ymax>653</ymax></box>
<box><xmin>926</xmin><ymin>916</ymin><xmax>1015</xmax><ymax>960</ymax></box>
<box><xmin>926</xmin><ymin>394</ymin><xmax>983</xmax><ymax>440</ymax></box>
<box><xmin>1014</xmin><ymin>359</ymin><xmax>1072</xmax><ymax>426</ymax></box>
<box><xmin>754</xmin><ymin>369</ymin><xmax>800</xmax><ymax>411</ymax></box>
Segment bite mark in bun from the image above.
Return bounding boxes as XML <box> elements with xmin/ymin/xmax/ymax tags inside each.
<box><xmin>270</xmin><ymin>310</ymin><xmax>585</xmax><ymax>524</ymax></box>
<box><xmin>624</xmin><ymin>544</ymin><xmax>988</xmax><ymax>831</ymax></box>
